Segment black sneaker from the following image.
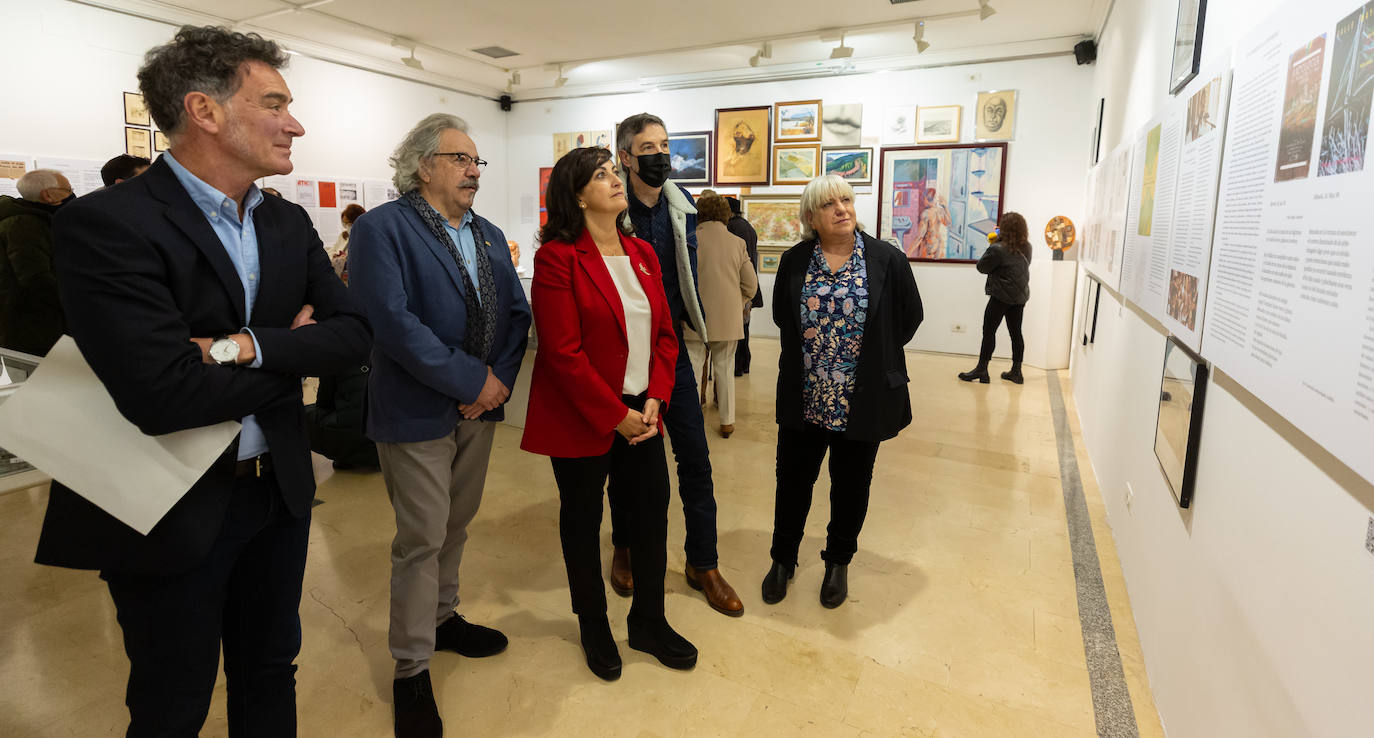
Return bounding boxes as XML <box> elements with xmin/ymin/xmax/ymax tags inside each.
<box><xmin>393</xmin><ymin>670</ymin><xmax>442</xmax><ymax>738</ymax></box>
<box><xmin>434</xmin><ymin>615</ymin><xmax>508</xmax><ymax>658</ymax></box>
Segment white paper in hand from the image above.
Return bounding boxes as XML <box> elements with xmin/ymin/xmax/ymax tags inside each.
<box><xmin>0</xmin><ymin>336</ymin><xmax>240</xmax><ymax>534</ymax></box>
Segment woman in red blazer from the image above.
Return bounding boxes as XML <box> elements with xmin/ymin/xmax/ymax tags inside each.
<box><xmin>520</xmin><ymin>147</ymin><xmax>695</xmax><ymax>681</ymax></box>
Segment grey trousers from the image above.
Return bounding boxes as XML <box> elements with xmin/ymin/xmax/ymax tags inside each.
<box><xmin>378</xmin><ymin>420</ymin><xmax>497</xmax><ymax>679</ymax></box>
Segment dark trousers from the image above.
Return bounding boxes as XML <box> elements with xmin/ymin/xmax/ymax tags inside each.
<box><xmin>609</xmin><ymin>331</ymin><xmax>718</xmax><ymax>569</ymax></box>
<box><xmin>769</xmin><ymin>424</ymin><xmax>881</xmax><ymax>567</ymax></box>
<box><xmin>102</xmin><ymin>475</ymin><xmax>310</xmax><ymax>738</ymax></box>
<box><xmin>977</xmin><ymin>296</ymin><xmax>1025</xmax><ymax>368</ymax></box>
<box><xmin>553</xmin><ymin>395</ymin><xmax>670</xmax><ymax>622</ymax></box>
<box><xmin>735</xmin><ymin>319</ymin><xmax>752</xmax><ymax>374</ymax></box>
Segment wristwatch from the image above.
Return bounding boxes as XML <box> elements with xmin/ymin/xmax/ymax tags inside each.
<box><xmin>209</xmin><ymin>335</ymin><xmax>242</xmax><ymax>366</ymax></box>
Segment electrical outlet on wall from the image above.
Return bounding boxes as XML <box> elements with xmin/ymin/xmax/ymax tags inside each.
<box><xmin>951</xmin><ymin>323</ymin><xmax>966</xmax><ymax>333</ymax></box>
<box><xmin>1125</xmin><ymin>482</ymin><xmax>1135</xmax><ymax>513</ymax></box>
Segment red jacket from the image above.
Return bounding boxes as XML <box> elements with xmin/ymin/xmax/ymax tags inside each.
<box><xmin>520</xmin><ymin>229</ymin><xmax>678</xmax><ymax>458</ymax></box>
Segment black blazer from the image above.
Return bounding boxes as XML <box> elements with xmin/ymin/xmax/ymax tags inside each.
<box><xmin>772</xmin><ymin>232</ymin><xmax>923</xmax><ymax>443</ymax></box>
<box><xmin>35</xmin><ymin>157</ymin><xmax>371</xmax><ymax>575</ymax></box>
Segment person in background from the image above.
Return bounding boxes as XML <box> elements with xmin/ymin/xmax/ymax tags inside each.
<box><xmin>762</xmin><ymin>174</ymin><xmax>922</xmax><ymax>609</ymax></box>
<box><xmin>329</xmin><ymin>202</ymin><xmax>365</xmax><ymax>281</ymax></box>
<box><xmin>100</xmin><ymin>154</ymin><xmax>151</xmax><ymax>187</ymax></box>
<box><xmin>0</xmin><ymin>169</ymin><xmax>73</xmax><ymax>356</ymax></box>
<box><xmin>693</xmin><ymin>193</ymin><xmax>756</xmax><ymax>438</ymax></box>
<box><xmin>727</xmin><ymin>196</ymin><xmax>762</xmax><ymax>376</ymax></box>
<box><xmin>958</xmin><ymin>211</ymin><xmax>1031</xmax><ymax>385</ymax></box>
<box><xmin>521</xmin><ymin>146</ymin><xmax>696</xmax><ymax>682</ymax></box>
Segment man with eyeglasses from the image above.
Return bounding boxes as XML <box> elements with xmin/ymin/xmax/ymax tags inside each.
<box><xmin>0</xmin><ymin>169</ymin><xmax>74</xmax><ymax>355</ymax></box>
<box><xmin>350</xmin><ymin>113</ymin><xmax>530</xmax><ymax>738</ymax></box>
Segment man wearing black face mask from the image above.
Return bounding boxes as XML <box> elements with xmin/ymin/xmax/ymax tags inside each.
<box><xmin>609</xmin><ymin>113</ymin><xmax>745</xmax><ymax>618</ymax></box>
<box><xmin>0</xmin><ymin>169</ymin><xmax>74</xmax><ymax>355</ymax></box>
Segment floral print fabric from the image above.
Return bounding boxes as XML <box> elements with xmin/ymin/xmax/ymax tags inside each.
<box><xmin>800</xmin><ymin>231</ymin><xmax>868</xmax><ymax>431</ymax></box>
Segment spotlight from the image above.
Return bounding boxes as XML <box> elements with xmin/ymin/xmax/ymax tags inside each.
<box><xmin>749</xmin><ymin>41</ymin><xmax>772</xmax><ymax>67</ymax></box>
<box><xmin>979</xmin><ymin>0</ymin><xmax>996</xmax><ymax>20</ymax></box>
<box><xmin>553</xmin><ymin>64</ymin><xmax>568</xmax><ymax>88</ymax></box>
<box><xmin>914</xmin><ymin>21</ymin><xmax>930</xmax><ymax>53</ymax></box>
<box><xmin>830</xmin><ymin>32</ymin><xmax>854</xmax><ymax>60</ymax></box>
<box><xmin>402</xmin><ymin>52</ymin><xmax>423</xmax><ymax>70</ymax></box>
<box><xmin>391</xmin><ymin>39</ymin><xmax>424</xmax><ymax>70</ymax></box>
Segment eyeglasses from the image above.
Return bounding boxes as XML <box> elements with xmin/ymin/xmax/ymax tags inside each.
<box><xmin>433</xmin><ymin>152</ymin><xmax>487</xmax><ymax>171</ymax></box>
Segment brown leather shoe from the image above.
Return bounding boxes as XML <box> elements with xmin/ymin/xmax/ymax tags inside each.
<box><xmin>684</xmin><ymin>565</ymin><xmax>744</xmax><ymax>617</ymax></box>
<box><xmin>609</xmin><ymin>546</ymin><xmax>633</xmax><ymax>597</ymax></box>
<box><xmin>719</xmin><ymin>424</ymin><xmax>734</xmax><ymax>438</ymax></box>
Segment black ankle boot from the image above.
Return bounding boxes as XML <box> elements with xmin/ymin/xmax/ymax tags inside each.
<box><xmin>627</xmin><ymin>617</ymin><xmax>697</xmax><ymax>670</ymax></box>
<box><xmin>393</xmin><ymin>670</ymin><xmax>442</xmax><ymax>738</ymax></box>
<box><xmin>820</xmin><ymin>562</ymin><xmax>848</xmax><ymax>608</ymax></box>
<box><xmin>577</xmin><ymin>614</ymin><xmax>622</xmax><ymax>681</ymax></box>
<box><xmin>760</xmin><ymin>560</ymin><xmax>794</xmax><ymax>605</ymax></box>
<box><xmin>1000</xmin><ymin>366</ymin><xmax>1024</xmax><ymax>384</ymax></box>
<box><xmin>958</xmin><ymin>367</ymin><xmax>990</xmax><ymax>383</ymax></box>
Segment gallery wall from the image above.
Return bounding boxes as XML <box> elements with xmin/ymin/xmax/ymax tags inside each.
<box><xmin>1075</xmin><ymin>0</ymin><xmax>1374</xmax><ymax>735</ymax></box>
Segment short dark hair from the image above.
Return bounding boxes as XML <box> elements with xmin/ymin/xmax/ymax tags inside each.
<box><xmin>138</xmin><ymin>25</ymin><xmax>288</xmax><ymax>136</ymax></box>
<box><xmin>100</xmin><ymin>155</ymin><xmax>151</xmax><ymax>186</ymax></box>
<box><xmin>616</xmin><ymin>113</ymin><xmax>667</xmax><ymax>155</ymax></box>
<box><xmin>998</xmin><ymin>211</ymin><xmax>1032</xmax><ymax>260</ymax></box>
<box><xmin>341</xmin><ymin>203</ymin><xmax>366</xmax><ymax>225</ymax></box>
<box><xmin>538</xmin><ymin>147</ymin><xmax>633</xmax><ymax>246</ymax></box>
<box><xmin>696</xmin><ymin>194</ymin><xmax>732</xmax><ymax>225</ymax></box>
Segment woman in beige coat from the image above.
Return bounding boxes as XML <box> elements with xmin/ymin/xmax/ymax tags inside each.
<box><xmin>694</xmin><ymin>194</ymin><xmax>758</xmax><ymax>437</ymax></box>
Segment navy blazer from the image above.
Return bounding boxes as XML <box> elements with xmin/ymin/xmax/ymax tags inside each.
<box><xmin>348</xmin><ymin>198</ymin><xmax>531</xmax><ymax>443</ymax></box>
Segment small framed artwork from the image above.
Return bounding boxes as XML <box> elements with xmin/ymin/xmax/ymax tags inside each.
<box><xmin>1090</xmin><ymin>97</ymin><xmax>1105</xmax><ymax>164</ymax></box>
<box><xmin>821</xmin><ymin>103</ymin><xmax>863</xmax><ymax>146</ymax></box>
<box><xmin>125</xmin><ymin>126</ymin><xmax>152</xmax><ymax>158</ymax></box>
<box><xmin>153</xmin><ymin>130</ymin><xmax>170</xmax><ymax>153</ymax></box>
<box><xmin>822</xmin><ymin>147</ymin><xmax>873</xmax><ymax>186</ymax></box>
<box><xmin>123</xmin><ymin>91</ymin><xmax>150</xmax><ymax>126</ymax></box>
<box><xmin>715</xmin><ymin>105</ymin><xmax>772</xmax><ymax>186</ymax></box>
<box><xmin>667</xmin><ymin>130</ymin><xmax>712</xmax><ymax>186</ymax></box>
<box><xmin>773</xmin><ymin>143</ymin><xmax>821</xmax><ymax>185</ymax></box>
<box><xmin>773</xmin><ymin>99</ymin><xmax>822</xmax><ymax>143</ymax></box>
<box><xmin>740</xmin><ymin>194</ymin><xmax>804</xmax><ymax>249</ymax></box>
<box><xmin>974</xmin><ymin>90</ymin><xmax>1017</xmax><ymax>141</ymax></box>
<box><xmin>883</xmin><ymin>106</ymin><xmax>916</xmax><ymax>145</ymax></box>
<box><xmin>1153</xmin><ymin>337</ymin><xmax>1209</xmax><ymax>508</ymax></box>
<box><xmin>1080</xmin><ymin>275</ymin><xmax>1100</xmax><ymax>346</ymax></box>
<box><xmin>758</xmin><ymin>245</ymin><xmax>786</xmax><ymax>274</ymax></box>
<box><xmin>1169</xmin><ymin>0</ymin><xmax>1207</xmax><ymax>94</ymax></box>
<box><xmin>916</xmin><ymin>105</ymin><xmax>962</xmax><ymax>144</ymax></box>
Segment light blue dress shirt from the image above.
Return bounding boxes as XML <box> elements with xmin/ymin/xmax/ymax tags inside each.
<box><xmin>441</xmin><ymin>210</ymin><xmax>481</xmax><ymax>304</ymax></box>
<box><xmin>163</xmin><ymin>153</ymin><xmax>269</xmax><ymax>460</ymax></box>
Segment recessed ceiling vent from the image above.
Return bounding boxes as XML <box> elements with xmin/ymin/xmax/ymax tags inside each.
<box><xmin>471</xmin><ymin>46</ymin><xmax>519</xmax><ymax>59</ymax></box>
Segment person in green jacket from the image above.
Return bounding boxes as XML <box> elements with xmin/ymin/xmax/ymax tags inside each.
<box><xmin>0</xmin><ymin>169</ymin><xmax>74</xmax><ymax>355</ymax></box>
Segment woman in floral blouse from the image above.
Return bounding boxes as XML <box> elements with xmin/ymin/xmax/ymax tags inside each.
<box><xmin>762</xmin><ymin>174</ymin><xmax>923</xmax><ymax>608</ymax></box>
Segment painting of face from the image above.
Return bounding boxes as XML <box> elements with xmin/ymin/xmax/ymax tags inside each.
<box><xmin>975</xmin><ymin>90</ymin><xmax>1018</xmax><ymax>141</ymax></box>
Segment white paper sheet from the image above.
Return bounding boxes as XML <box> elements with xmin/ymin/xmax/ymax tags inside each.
<box><xmin>0</xmin><ymin>337</ymin><xmax>240</xmax><ymax>534</ymax></box>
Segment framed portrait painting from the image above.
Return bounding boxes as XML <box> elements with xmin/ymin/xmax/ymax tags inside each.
<box><xmin>773</xmin><ymin>143</ymin><xmax>820</xmax><ymax>185</ymax></box>
<box><xmin>668</xmin><ymin>130</ymin><xmax>712</xmax><ymax>186</ymax></box>
<box><xmin>822</xmin><ymin>147</ymin><xmax>872</xmax><ymax>186</ymax></box>
<box><xmin>774</xmin><ymin>99</ymin><xmax>822</xmax><ymax>142</ymax></box>
<box><xmin>123</xmin><ymin>91</ymin><xmax>150</xmax><ymax>126</ymax></box>
<box><xmin>1169</xmin><ymin>0</ymin><xmax>1207</xmax><ymax>94</ymax></box>
<box><xmin>878</xmin><ymin>142</ymin><xmax>1008</xmax><ymax>262</ymax></box>
<box><xmin>916</xmin><ymin>105</ymin><xmax>962</xmax><ymax>144</ymax></box>
<box><xmin>974</xmin><ymin>91</ymin><xmax>1017</xmax><ymax>141</ymax></box>
<box><xmin>714</xmin><ymin>106</ymin><xmax>772</xmax><ymax>186</ymax></box>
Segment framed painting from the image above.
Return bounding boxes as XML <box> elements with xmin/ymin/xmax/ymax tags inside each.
<box><xmin>774</xmin><ymin>99</ymin><xmax>822</xmax><ymax>142</ymax></box>
<box><xmin>740</xmin><ymin>194</ymin><xmax>803</xmax><ymax>250</ymax></box>
<box><xmin>878</xmin><ymin>142</ymin><xmax>1008</xmax><ymax>262</ymax></box>
<box><xmin>1169</xmin><ymin>0</ymin><xmax>1207</xmax><ymax>94</ymax></box>
<box><xmin>773</xmin><ymin>143</ymin><xmax>821</xmax><ymax>185</ymax></box>
<box><xmin>758</xmin><ymin>245</ymin><xmax>787</xmax><ymax>274</ymax></box>
<box><xmin>714</xmin><ymin>106</ymin><xmax>772</xmax><ymax>185</ymax></box>
<box><xmin>822</xmin><ymin>147</ymin><xmax>873</xmax><ymax>186</ymax></box>
<box><xmin>153</xmin><ymin>130</ymin><xmax>170</xmax><ymax>153</ymax></box>
<box><xmin>916</xmin><ymin>105</ymin><xmax>962</xmax><ymax>144</ymax></box>
<box><xmin>124</xmin><ymin>126</ymin><xmax>152</xmax><ymax>158</ymax></box>
<box><xmin>974</xmin><ymin>90</ymin><xmax>1017</xmax><ymax>141</ymax></box>
<box><xmin>1154</xmin><ymin>337</ymin><xmax>1209</xmax><ymax>508</ymax></box>
<box><xmin>821</xmin><ymin>103</ymin><xmax>863</xmax><ymax>146</ymax></box>
<box><xmin>553</xmin><ymin>130</ymin><xmax>611</xmax><ymax>162</ymax></box>
<box><xmin>123</xmin><ymin>91</ymin><xmax>150</xmax><ymax>126</ymax></box>
<box><xmin>668</xmin><ymin>130</ymin><xmax>712</xmax><ymax>186</ymax></box>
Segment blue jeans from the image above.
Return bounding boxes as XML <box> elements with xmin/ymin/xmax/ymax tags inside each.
<box><xmin>610</xmin><ymin>332</ymin><xmax>718</xmax><ymax>569</ymax></box>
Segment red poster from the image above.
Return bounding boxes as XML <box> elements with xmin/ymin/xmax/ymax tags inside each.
<box><xmin>318</xmin><ymin>181</ymin><xmax>337</xmax><ymax>208</ymax></box>
<box><xmin>538</xmin><ymin>167</ymin><xmax>553</xmax><ymax>227</ymax></box>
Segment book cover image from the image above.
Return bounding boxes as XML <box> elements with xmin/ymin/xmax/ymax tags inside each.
<box><xmin>1138</xmin><ymin>124</ymin><xmax>1162</xmax><ymax>237</ymax></box>
<box><xmin>1275</xmin><ymin>35</ymin><xmax>1328</xmax><ymax>182</ymax></box>
<box><xmin>1318</xmin><ymin>2</ymin><xmax>1374</xmax><ymax>176</ymax></box>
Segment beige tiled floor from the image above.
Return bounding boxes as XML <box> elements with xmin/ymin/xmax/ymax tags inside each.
<box><xmin>0</xmin><ymin>343</ymin><xmax>1164</xmax><ymax>737</ymax></box>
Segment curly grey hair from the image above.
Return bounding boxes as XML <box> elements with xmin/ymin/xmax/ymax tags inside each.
<box><xmin>390</xmin><ymin>113</ymin><xmax>469</xmax><ymax>193</ymax></box>
<box><xmin>137</xmin><ymin>25</ymin><xmax>288</xmax><ymax>136</ymax></box>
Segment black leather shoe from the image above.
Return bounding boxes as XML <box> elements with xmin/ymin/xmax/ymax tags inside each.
<box><xmin>393</xmin><ymin>670</ymin><xmax>442</xmax><ymax>738</ymax></box>
<box><xmin>577</xmin><ymin>614</ymin><xmax>622</xmax><ymax>681</ymax></box>
<box><xmin>627</xmin><ymin>617</ymin><xmax>697</xmax><ymax>670</ymax></box>
<box><xmin>760</xmin><ymin>560</ymin><xmax>794</xmax><ymax>605</ymax></box>
<box><xmin>1001</xmin><ymin>368</ymin><xmax>1024</xmax><ymax>384</ymax></box>
<box><xmin>435</xmin><ymin>615</ymin><xmax>508</xmax><ymax>658</ymax></box>
<box><xmin>820</xmin><ymin>562</ymin><xmax>848</xmax><ymax>608</ymax></box>
<box><xmin>958</xmin><ymin>367</ymin><xmax>990</xmax><ymax>383</ymax></box>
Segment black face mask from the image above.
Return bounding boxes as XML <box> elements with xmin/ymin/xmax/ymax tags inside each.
<box><xmin>633</xmin><ymin>153</ymin><xmax>672</xmax><ymax>188</ymax></box>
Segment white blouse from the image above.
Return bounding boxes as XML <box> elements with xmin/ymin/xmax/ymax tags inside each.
<box><xmin>601</xmin><ymin>255</ymin><xmax>652</xmax><ymax>396</ymax></box>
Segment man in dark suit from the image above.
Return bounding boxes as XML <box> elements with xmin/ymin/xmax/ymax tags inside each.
<box><xmin>34</xmin><ymin>26</ymin><xmax>371</xmax><ymax>737</ymax></box>
<box><xmin>349</xmin><ymin>113</ymin><xmax>530</xmax><ymax>738</ymax></box>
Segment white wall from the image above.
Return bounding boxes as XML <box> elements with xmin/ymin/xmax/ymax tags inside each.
<box><xmin>1076</xmin><ymin>0</ymin><xmax>1374</xmax><ymax>736</ymax></box>
<box><xmin>505</xmin><ymin>56</ymin><xmax>1094</xmax><ymax>368</ymax></box>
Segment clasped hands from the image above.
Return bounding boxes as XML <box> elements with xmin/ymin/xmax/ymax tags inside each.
<box><xmin>190</xmin><ymin>304</ymin><xmax>318</xmax><ymax>365</ymax></box>
<box><xmin>457</xmin><ymin>367</ymin><xmax>510</xmax><ymax>420</ymax></box>
<box><xmin>616</xmin><ymin>398</ymin><xmax>661</xmax><ymax>445</ymax></box>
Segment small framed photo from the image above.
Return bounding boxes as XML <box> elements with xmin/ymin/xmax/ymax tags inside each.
<box><xmin>774</xmin><ymin>99</ymin><xmax>822</xmax><ymax>142</ymax></box>
<box><xmin>123</xmin><ymin>91</ymin><xmax>150</xmax><ymax>126</ymax></box>
<box><xmin>153</xmin><ymin>130</ymin><xmax>170</xmax><ymax>153</ymax></box>
<box><xmin>773</xmin><ymin>143</ymin><xmax>821</xmax><ymax>185</ymax></box>
<box><xmin>125</xmin><ymin>126</ymin><xmax>152</xmax><ymax>158</ymax></box>
<box><xmin>916</xmin><ymin>105</ymin><xmax>962</xmax><ymax>144</ymax></box>
<box><xmin>667</xmin><ymin>130</ymin><xmax>712</xmax><ymax>187</ymax></box>
<box><xmin>822</xmin><ymin>147</ymin><xmax>873</xmax><ymax>186</ymax></box>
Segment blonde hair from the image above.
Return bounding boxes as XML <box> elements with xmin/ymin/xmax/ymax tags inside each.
<box><xmin>798</xmin><ymin>174</ymin><xmax>864</xmax><ymax>240</ymax></box>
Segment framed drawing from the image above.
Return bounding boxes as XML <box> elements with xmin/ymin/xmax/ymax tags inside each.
<box><xmin>773</xmin><ymin>143</ymin><xmax>821</xmax><ymax>185</ymax></box>
<box><xmin>740</xmin><ymin>194</ymin><xmax>804</xmax><ymax>258</ymax></box>
<box><xmin>878</xmin><ymin>142</ymin><xmax>1008</xmax><ymax>262</ymax></box>
<box><xmin>974</xmin><ymin>90</ymin><xmax>1017</xmax><ymax>141</ymax></box>
<box><xmin>1154</xmin><ymin>337</ymin><xmax>1209</xmax><ymax>508</ymax></box>
<box><xmin>774</xmin><ymin>99</ymin><xmax>822</xmax><ymax>142</ymax></box>
<box><xmin>125</xmin><ymin>127</ymin><xmax>152</xmax><ymax>158</ymax></box>
<box><xmin>153</xmin><ymin>130</ymin><xmax>170</xmax><ymax>153</ymax></box>
<box><xmin>715</xmin><ymin>106</ymin><xmax>772</xmax><ymax>186</ymax></box>
<box><xmin>123</xmin><ymin>91</ymin><xmax>150</xmax><ymax>126</ymax></box>
<box><xmin>553</xmin><ymin>130</ymin><xmax>611</xmax><ymax>162</ymax></box>
<box><xmin>668</xmin><ymin>130</ymin><xmax>712</xmax><ymax>186</ymax></box>
<box><xmin>822</xmin><ymin>147</ymin><xmax>872</xmax><ymax>186</ymax></box>
<box><xmin>916</xmin><ymin>105</ymin><xmax>962</xmax><ymax>144</ymax></box>
<box><xmin>821</xmin><ymin>103</ymin><xmax>863</xmax><ymax>146</ymax></box>
<box><xmin>883</xmin><ymin>106</ymin><xmax>916</xmax><ymax>144</ymax></box>
<box><xmin>1169</xmin><ymin>0</ymin><xmax>1207</xmax><ymax>94</ymax></box>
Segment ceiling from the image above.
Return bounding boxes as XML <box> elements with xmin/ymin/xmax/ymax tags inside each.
<box><xmin>79</xmin><ymin>0</ymin><xmax>1110</xmax><ymax>98</ymax></box>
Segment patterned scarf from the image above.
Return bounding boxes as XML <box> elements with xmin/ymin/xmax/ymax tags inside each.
<box><xmin>402</xmin><ymin>190</ymin><xmax>499</xmax><ymax>361</ymax></box>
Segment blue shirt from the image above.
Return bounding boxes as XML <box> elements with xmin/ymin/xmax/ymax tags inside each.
<box><xmin>800</xmin><ymin>232</ymin><xmax>868</xmax><ymax>431</ymax></box>
<box><xmin>628</xmin><ymin>191</ymin><xmax>684</xmax><ymax>324</ymax></box>
<box><xmin>163</xmin><ymin>153</ymin><xmax>268</xmax><ymax>460</ymax></box>
<box><xmin>440</xmin><ymin>210</ymin><xmax>481</xmax><ymax>304</ymax></box>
